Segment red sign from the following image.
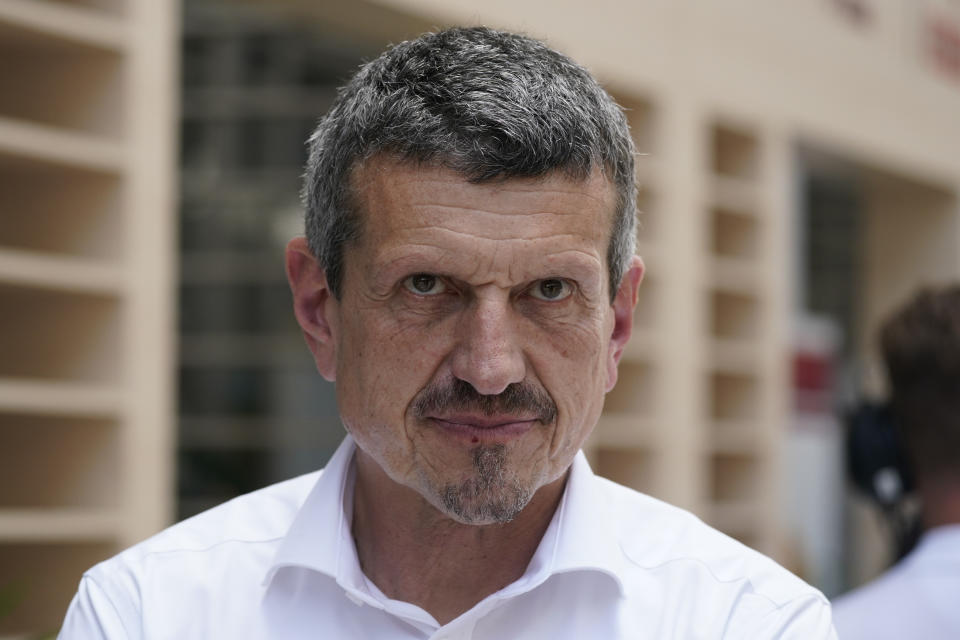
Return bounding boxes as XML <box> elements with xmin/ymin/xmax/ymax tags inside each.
<box><xmin>927</xmin><ymin>12</ymin><xmax>960</xmax><ymax>82</ymax></box>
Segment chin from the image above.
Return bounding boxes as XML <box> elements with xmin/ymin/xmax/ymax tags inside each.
<box><xmin>416</xmin><ymin>443</ymin><xmax>541</xmax><ymax>525</ymax></box>
<box><xmin>437</xmin><ymin>479</ymin><xmax>535</xmax><ymax>525</ymax></box>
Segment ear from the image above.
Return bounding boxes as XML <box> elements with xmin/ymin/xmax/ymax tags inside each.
<box><xmin>605</xmin><ymin>255</ymin><xmax>644</xmax><ymax>392</ymax></box>
<box><xmin>285</xmin><ymin>236</ymin><xmax>338</xmax><ymax>381</ymax></box>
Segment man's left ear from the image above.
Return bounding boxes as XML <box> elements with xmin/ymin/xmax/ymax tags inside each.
<box><xmin>606</xmin><ymin>255</ymin><xmax>645</xmax><ymax>392</ymax></box>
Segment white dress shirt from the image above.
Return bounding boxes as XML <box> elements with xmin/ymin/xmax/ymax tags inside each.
<box><xmin>832</xmin><ymin>524</ymin><xmax>960</xmax><ymax>639</ymax></box>
<box><xmin>60</xmin><ymin>435</ymin><xmax>835</xmax><ymax>639</ymax></box>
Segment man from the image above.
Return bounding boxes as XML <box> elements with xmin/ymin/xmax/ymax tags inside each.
<box><xmin>833</xmin><ymin>286</ymin><xmax>960</xmax><ymax>639</ymax></box>
<box><xmin>60</xmin><ymin>27</ymin><xmax>834</xmax><ymax>638</ymax></box>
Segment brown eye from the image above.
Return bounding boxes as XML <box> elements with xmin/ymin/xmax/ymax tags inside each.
<box><xmin>531</xmin><ymin>278</ymin><xmax>571</xmax><ymax>301</ymax></box>
<box><xmin>403</xmin><ymin>274</ymin><xmax>447</xmax><ymax>295</ymax></box>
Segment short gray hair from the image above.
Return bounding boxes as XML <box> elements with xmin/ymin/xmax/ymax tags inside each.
<box><xmin>303</xmin><ymin>26</ymin><xmax>636</xmax><ymax>301</ymax></box>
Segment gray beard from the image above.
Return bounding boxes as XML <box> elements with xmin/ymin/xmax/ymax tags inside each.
<box><xmin>436</xmin><ymin>444</ymin><xmax>534</xmax><ymax>524</ymax></box>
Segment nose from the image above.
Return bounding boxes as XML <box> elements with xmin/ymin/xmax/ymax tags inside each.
<box><xmin>450</xmin><ymin>293</ymin><xmax>526</xmax><ymax>396</ymax></box>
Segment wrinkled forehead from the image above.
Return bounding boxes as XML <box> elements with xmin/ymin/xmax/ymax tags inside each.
<box><xmin>345</xmin><ymin>155</ymin><xmax>617</xmax><ymax>244</ymax></box>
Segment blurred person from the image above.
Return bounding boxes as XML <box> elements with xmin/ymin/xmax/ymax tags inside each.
<box><xmin>60</xmin><ymin>27</ymin><xmax>834</xmax><ymax>639</ymax></box>
<box><xmin>834</xmin><ymin>285</ymin><xmax>960</xmax><ymax>639</ymax></box>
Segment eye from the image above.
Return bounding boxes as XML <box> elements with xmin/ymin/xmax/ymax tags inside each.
<box><xmin>529</xmin><ymin>278</ymin><xmax>572</xmax><ymax>301</ymax></box>
<box><xmin>403</xmin><ymin>273</ymin><xmax>448</xmax><ymax>296</ymax></box>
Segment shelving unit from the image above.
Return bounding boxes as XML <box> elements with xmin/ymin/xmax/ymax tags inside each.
<box><xmin>701</xmin><ymin>121</ymin><xmax>776</xmax><ymax>550</ymax></box>
<box><xmin>0</xmin><ymin>542</ymin><xmax>117</xmax><ymax>632</ymax></box>
<box><xmin>0</xmin><ymin>0</ymin><xmax>176</xmax><ymax>634</ymax></box>
<box><xmin>586</xmin><ymin>92</ymin><xmax>665</xmax><ymax>499</ymax></box>
<box><xmin>0</xmin><ymin>379</ymin><xmax>122</xmax><ymax>417</ymax></box>
<box><xmin>585</xmin><ymin>106</ymin><xmax>781</xmax><ymax>552</ymax></box>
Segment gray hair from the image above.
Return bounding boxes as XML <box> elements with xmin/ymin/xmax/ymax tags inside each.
<box><xmin>303</xmin><ymin>26</ymin><xmax>636</xmax><ymax>301</ymax></box>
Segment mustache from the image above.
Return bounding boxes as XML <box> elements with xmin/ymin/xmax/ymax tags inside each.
<box><xmin>412</xmin><ymin>378</ymin><xmax>558</xmax><ymax>424</ymax></box>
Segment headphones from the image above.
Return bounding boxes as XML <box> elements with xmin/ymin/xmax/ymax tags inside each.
<box><xmin>845</xmin><ymin>401</ymin><xmax>921</xmax><ymax>559</ymax></box>
<box><xmin>846</xmin><ymin>402</ymin><xmax>914</xmax><ymax>505</ymax></box>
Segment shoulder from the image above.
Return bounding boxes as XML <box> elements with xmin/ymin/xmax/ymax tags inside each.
<box><xmin>71</xmin><ymin>471</ymin><xmax>322</xmax><ymax>631</ymax></box>
<box><xmin>119</xmin><ymin>469</ymin><xmax>321</xmax><ymax>558</ymax></box>
<box><xmin>595</xmin><ymin>476</ymin><xmax>812</xmax><ymax>599</ymax></box>
<box><xmin>590</xmin><ymin>476</ymin><xmax>835</xmax><ymax>637</ymax></box>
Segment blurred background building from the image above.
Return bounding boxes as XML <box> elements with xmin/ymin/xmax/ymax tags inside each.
<box><xmin>2</xmin><ymin>0</ymin><xmax>959</xmax><ymax>633</ymax></box>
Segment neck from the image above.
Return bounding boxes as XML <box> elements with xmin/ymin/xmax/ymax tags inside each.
<box><xmin>350</xmin><ymin>449</ymin><xmax>567</xmax><ymax>625</ymax></box>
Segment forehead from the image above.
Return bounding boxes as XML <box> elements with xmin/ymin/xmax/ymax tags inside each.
<box><xmin>349</xmin><ymin>158</ymin><xmax>616</xmax><ymax>250</ymax></box>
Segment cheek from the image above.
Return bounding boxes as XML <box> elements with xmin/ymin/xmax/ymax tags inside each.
<box><xmin>532</xmin><ymin>314</ymin><xmax>609</xmax><ymax>378</ymax></box>
<box><xmin>527</xmin><ymin>317</ymin><xmax>610</xmax><ymax>448</ymax></box>
<box><xmin>336</xmin><ymin>312</ymin><xmax>452</xmax><ymax>428</ymax></box>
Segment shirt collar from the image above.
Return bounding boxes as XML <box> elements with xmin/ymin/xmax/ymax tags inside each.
<box><xmin>263</xmin><ymin>434</ymin><xmax>360</xmax><ymax>590</ymax></box>
<box><xmin>264</xmin><ymin>435</ymin><xmax>626</xmax><ymax>598</ymax></box>
<box><xmin>546</xmin><ymin>449</ymin><xmax>627</xmax><ymax>595</ymax></box>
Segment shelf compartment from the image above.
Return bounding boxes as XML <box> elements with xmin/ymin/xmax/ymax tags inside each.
<box><xmin>709</xmin><ymin>371</ymin><xmax>758</xmax><ymax>422</ymax></box>
<box><xmin>710</xmin><ymin>420</ymin><xmax>763</xmax><ymax>455</ymax></box>
<box><xmin>0</xmin><ymin>248</ymin><xmax>123</xmax><ymax>294</ymax></box>
<box><xmin>710</xmin><ymin>124</ymin><xmax>759</xmax><ymax>180</ymax></box>
<box><xmin>0</xmin><ymin>5</ymin><xmax>125</xmax><ymax>136</ymax></box>
<box><xmin>0</xmin><ymin>284</ymin><xmax>120</xmax><ymax>382</ymax></box>
<box><xmin>709</xmin><ymin>338</ymin><xmax>760</xmax><ymax>375</ymax></box>
<box><xmin>0</xmin><ymin>0</ymin><xmax>126</xmax><ymax>50</ymax></box>
<box><xmin>711</xmin><ymin>206</ymin><xmax>759</xmax><ymax>260</ymax></box>
<box><xmin>0</xmin><ymin>414</ymin><xmax>119</xmax><ymax>508</ymax></box>
<box><xmin>593</xmin><ymin>413</ymin><xmax>656</xmax><ymax>449</ymax></box>
<box><xmin>708</xmin><ymin>174</ymin><xmax>761</xmax><ymax>215</ymax></box>
<box><xmin>708</xmin><ymin>256</ymin><xmax>761</xmax><ymax>295</ymax></box>
<box><xmin>709</xmin><ymin>452</ymin><xmax>760</xmax><ymax>502</ymax></box>
<box><xmin>0</xmin><ymin>378</ymin><xmax>122</xmax><ymax>417</ymax></box>
<box><xmin>0</xmin><ymin>161</ymin><xmax>122</xmax><ymax>259</ymax></box>
<box><xmin>0</xmin><ymin>541</ymin><xmax>116</xmax><ymax>635</ymax></box>
<box><xmin>0</xmin><ymin>116</ymin><xmax>124</xmax><ymax>173</ymax></box>
<box><xmin>0</xmin><ymin>509</ymin><xmax>119</xmax><ymax>541</ymax></box>
<box><xmin>710</xmin><ymin>290</ymin><xmax>759</xmax><ymax>340</ymax></box>
<box><xmin>604</xmin><ymin>361</ymin><xmax>656</xmax><ymax>415</ymax></box>
<box><xmin>704</xmin><ymin>500</ymin><xmax>760</xmax><ymax>540</ymax></box>
<box><xmin>594</xmin><ymin>447</ymin><xmax>659</xmax><ymax>496</ymax></box>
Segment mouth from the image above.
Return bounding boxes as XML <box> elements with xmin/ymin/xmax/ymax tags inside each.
<box><xmin>429</xmin><ymin>414</ymin><xmax>540</xmax><ymax>443</ymax></box>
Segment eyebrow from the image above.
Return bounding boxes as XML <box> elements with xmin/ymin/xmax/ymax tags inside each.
<box><xmin>369</xmin><ymin>247</ymin><xmax>604</xmax><ymax>293</ymax></box>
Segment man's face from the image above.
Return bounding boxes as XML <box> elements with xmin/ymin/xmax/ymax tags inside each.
<box><xmin>289</xmin><ymin>158</ymin><xmax>641</xmax><ymax>525</ymax></box>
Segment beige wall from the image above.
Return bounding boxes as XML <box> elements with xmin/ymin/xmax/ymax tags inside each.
<box><xmin>368</xmin><ymin>0</ymin><xmax>960</xmax><ymax>180</ymax></box>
